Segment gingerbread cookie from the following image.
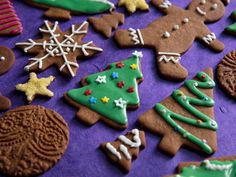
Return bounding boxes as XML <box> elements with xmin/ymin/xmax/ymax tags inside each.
<box><xmin>225</xmin><ymin>10</ymin><xmax>236</xmax><ymax>35</ymax></box>
<box><xmin>0</xmin><ymin>0</ymin><xmax>22</xmax><ymax>36</ymax></box>
<box><xmin>0</xmin><ymin>105</ymin><xmax>69</xmax><ymax>177</ymax></box>
<box><xmin>115</xmin><ymin>0</ymin><xmax>226</xmax><ymax>81</ymax></box>
<box><xmin>88</xmin><ymin>12</ymin><xmax>125</xmax><ymax>38</ymax></box>
<box><xmin>166</xmin><ymin>155</ymin><xmax>236</xmax><ymax>177</ymax></box>
<box><xmin>16</xmin><ymin>72</ymin><xmax>55</xmax><ymax>103</ymax></box>
<box><xmin>118</xmin><ymin>0</ymin><xmax>149</xmax><ymax>13</ymax></box>
<box><xmin>217</xmin><ymin>51</ymin><xmax>236</xmax><ymax>99</ymax></box>
<box><xmin>139</xmin><ymin>68</ymin><xmax>217</xmax><ymax>156</ymax></box>
<box><xmin>16</xmin><ymin>21</ymin><xmax>103</xmax><ymax>77</ymax></box>
<box><xmin>23</xmin><ymin>0</ymin><xmax>114</xmax><ymax>20</ymax></box>
<box><xmin>0</xmin><ymin>46</ymin><xmax>15</xmax><ymax>76</ymax></box>
<box><xmin>64</xmin><ymin>51</ymin><xmax>143</xmax><ymax>129</ymax></box>
<box><xmin>0</xmin><ymin>93</ymin><xmax>11</xmax><ymax>111</ymax></box>
<box><xmin>100</xmin><ymin>129</ymin><xmax>146</xmax><ymax>172</ymax></box>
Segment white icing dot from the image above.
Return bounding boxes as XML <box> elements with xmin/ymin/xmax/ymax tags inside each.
<box><xmin>50</xmin><ymin>39</ymin><xmax>54</xmax><ymax>43</ymax></box>
<box><xmin>173</xmin><ymin>25</ymin><xmax>179</xmax><ymax>30</ymax></box>
<box><xmin>163</xmin><ymin>31</ymin><xmax>170</xmax><ymax>38</ymax></box>
<box><xmin>66</xmin><ymin>47</ymin><xmax>70</xmax><ymax>52</ymax></box>
<box><xmin>202</xmin><ymin>139</ymin><xmax>207</xmax><ymax>143</ymax></box>
<box><xmin>183</xmin><ymin>18</ymin><xmax>189</xmax><ymax>23</ymax></box>
<box><xmin>0</xmin><ymin>56</ymin><xmax>5</xmax><ymax>61</ymax></box>
<box><xmin>49</xmin><ymin>45</ymin><xmax>53</xmax><ymax>50</ymax></box>
<box><xmin>67</xmin><ymin>41</ymin><xmax>71</xmax><ymax>44</ymax></box>
<box><xmin>200</xmin><ymin>0</ymin><xmax>206</xmax><ymax>4</ymax></box>
<box><xmin>161</xmin><ymin>109</ymin><xmax>167</xmax><ymax>113</ymax></box>
<box><xmin>211</xmin><ymin>4</ymin><xmax>218</xmax><ymax>10</ymax></box>
<box><xmin>182</xmin><ymin>95</ymin><xmax>187</xmax><ymax>100</ymax></box>
<box><xmin>55</xmin><ymin>49</ymin><xmax>59</xmax><ymax>54</ymax></box>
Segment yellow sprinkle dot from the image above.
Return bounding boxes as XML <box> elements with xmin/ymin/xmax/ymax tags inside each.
<box><xmin>130</xmin><ymin>64</ymin><xmax>137</xmax><ymax>70</ymax></box>
<box><xmin>101</xmin><ymin>96</ymin><xmax>110</xmax><ymax>103</ymax></box>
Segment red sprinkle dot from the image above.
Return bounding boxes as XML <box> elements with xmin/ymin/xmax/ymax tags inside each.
<box><xmin>127</xmin><ymin>87</ymin><xmax>134</xmax><ymax>93</ymax></box>
<box><xmin>117</xmin><ymin>81</ymin><xmax>125</xmax><ymax>88</ymax></box>
<box><xmin>116</xmin><ymin>62</ymin><xmax>125</xmax><ymax>68</ymax></box>
<box><xmin>201</xmin><ymin>74</ymin><xmax>206</xmax><ymax>79</ymax></box>
<box><xmin>84</xmin><ymin>90</ymin><xmax>92</xmax><ymax>96</ymax></box>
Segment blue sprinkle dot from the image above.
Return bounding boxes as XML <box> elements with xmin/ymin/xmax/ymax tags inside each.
<box><xmin>111</xmin><ymin>72</ymin><xmax>119</xmax><ymax>79</ymax></box>
<box><xmin>89</xmin><ymin>97</ymin><xmax>97</xmax><ymax>104</ymax></box>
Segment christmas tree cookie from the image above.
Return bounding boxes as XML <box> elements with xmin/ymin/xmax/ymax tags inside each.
<box><xmin>64</xmin><ymin>51</ymin><xmax>144</xmax><ymax>129</ymax></box>
<box><xmin>139</xmin><ymin>68</ymin><xmax>217</xmax><ymax>156</ymax></box>
<box><xmin>166</xmin><ymin>156</ymin><xmax>236</xmax><ymax>177</ymax></box>
<box><xmin>225</xmin><ymin>10</ymin><xmax>236</xmax><ymax>35</ymax></box>
<box><xmin>100</xmin><ymin>129</ymin><xmax>146</xmax><ymax>172</ymax></box>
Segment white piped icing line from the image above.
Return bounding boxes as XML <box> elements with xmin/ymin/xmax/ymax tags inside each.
<box><xmin>158</xmin><ymin>52</ymin><xmax>181</xmax><ymax>63</ymax></box>
<box><xmin>203</xmin><ymin>160</ymin><xmax>233</xmax><ymax>171</ymax></box>
<box><xmin>159</xmin><ymin>0</ymin><xmax>172</xmax><ymax>9</ymax></box>
<box><xmin>202</xmin><ymin>33</ymin><xmax>216</xmax><ymax>45</ymax></box>
<box><xmin>196</xmin><ymin>7</ymin><xmax>206</xmax><ymax>16</ymax></box>
<box><xmin>105</xmin><ymin>129</ymin><xmax>142</xmax><ymax>160</ymax></box>
<box><xmin>16</xmin><ymin>21</ymin><xmax>103</xmax><ymax>77</ymax></box>
<box><xmin>128</xmin><ymin>28</ymin><xmax>144</xmax><ymax>45</ymax></box>
<box><xmin>0</xmin><ymin>56</ymin><xmax>5</xmax><ymax>61</ymax></box>
<box><xmin>132</xmin><ymin>51</ymin><xmax>143</xmax><ymax>58</ymax></box>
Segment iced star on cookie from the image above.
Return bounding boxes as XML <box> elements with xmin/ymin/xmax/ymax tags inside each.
<box><xmin>96</xmin><ymin>75</ymin><xmax>107</xmax><ymax>84</ymax></box>
<box><xmin>16</xmin><ymin>72</ymin><xmax>55</xmax><ymax>103</ymax></box>
<box><xmin>118</xmin><ymin>0</ymin><xmax>149</xmax><ymax>13</ymax></box>
<box><xmin>114</xmin><ymin>98</ymin><xmax>127</xmax><ymax>108</ymax></box>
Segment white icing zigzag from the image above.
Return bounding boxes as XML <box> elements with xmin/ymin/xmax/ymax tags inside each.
<box><xmin>203</xmin><ymin>160</ymin><xmax>233</xmax><ymax>171</ymax></box>
<box><xmin>159</xmin><ymin>0</ymin><xmax>172</xmax><ymax>9</ymax></box>
<box><xmin>128</xmin><ymin>28</ymin><xmax>144</xmax><ymax>45</ymax></box>
<box><xmin>202</xmin><ymin>33</ymin><xmax>216</xmax><ymax>45</ymax></box>
<box><xmin>158</xmin><ymin>52</ymin><xmax>181</xmax><ymax>63</ymax></box>
<box><xmin>16</xmin><ymin>20</ymin><xmax>103</xmax><ymax>77</ymax></box>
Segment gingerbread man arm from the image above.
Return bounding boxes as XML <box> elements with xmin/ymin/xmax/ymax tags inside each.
<box><xmin>197</xmin><ymin>26</ymin><xmax>224</xmax><ymax>52</ymax></box>
<box><xmin>152</xmin><ymin>0</ymin><xmax>180</xmax><ymax>14</ymax></box>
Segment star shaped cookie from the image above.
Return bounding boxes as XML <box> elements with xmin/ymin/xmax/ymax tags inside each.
<box><xmin>118</xmin><ymin>0</ymin><xmax>149</xmax><ymax>13</ymax></box>
<box><xmin>16</xmin><ymin>73</ymin><xmax>55</xmax><ymax>103</ymax></box>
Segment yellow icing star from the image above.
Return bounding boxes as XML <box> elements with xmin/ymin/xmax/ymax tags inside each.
<box><xmin>130</xmin><ymin>64</ymin><xmax>138</xmax><ymax>70</ymax></box>
<box><xmin>101</xmin><ymin>96</ymin><xmax>110</xmax><ymax>103</ymax></box>
<box><xmin>118</xmin><ymin>0</ymin><xmax>149</xmax><ymax>13</ymax></box>
<box><xmin>16</xmin><ymin>72</ymin><xmax>55</xmax><ymax>103</ymax></box>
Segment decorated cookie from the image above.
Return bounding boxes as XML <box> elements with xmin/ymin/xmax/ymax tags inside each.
<box><xmin>225</xmin><ymin>10</ymin><xmax>236</xmax><ymax>35</ymax></box>
<box><xmin>23</xmin><ymin>0</ymin><xmax>114</xmax><ymax>20</ymax></box>
<box><xmin>0</xmin><ymin>105</ymin><xmax>69</xmax><ymax>177</ymax></box>
<box><xmin>16</xmin><ymin>72</ymin><xmax>55</xmax><ymax>103</ymax></box>
<box><xmin>0</xmin><ymin>46</ymin><xmax>15</xmax><ymax>76</ymax></box>
<box><xmin>64</xmin><ymin>51</ymin><xmax>143</xmax><ymax>129</ymax></box>
<box><xmin>166</xmin><ymin>155</ymin><xmax>236</xmax><ymax>177</ymax></box>
<box><xmin>88</xmin><ymin>12</ymin><xmax>125</xmax><ymax>38</ymax></box>
<box><xmin>0</xmin><ymin>93</ymin><xmax>11</xmax><ymax>111</ymax></box>
<box><xmin>0</xmin><ymin>0</ymin><xmax>22</xmax><ymax>36</ymax></box>
<box><xmin>118</xmin><ymin>0</ymin><xmax>149</xmax><ymax>13</ymax></box>
<box><xmin>16</xmin><ymin>21</ymin><xmax>103</xmax><ymax>77</ymax></box>
<box><xmin>115</xmin><ymin>0</ymin><xmax>226</xmax><ymax>81</ymax></box>
<box><xmin>139</xmin><ymin>68</ymin><xmax>217</xmax><ymax>155</ymax></box>
<box><xmin>100</xmin><ymin>129</ymin><xmax>146</xmax><ymax>172</ymax></box>
<box><xmin>217</xmin><ymin>51</ymin><xmax>236</xmax><ymax>99</ymax></box>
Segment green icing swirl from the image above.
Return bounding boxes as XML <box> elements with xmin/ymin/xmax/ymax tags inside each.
<box><xmin>175</xmin><ymin>160</ymin><xmax>236</xmax><ymax>177</ymax></box>
<box><xmin>154</xmin><ymin>71</ymin><xmax>217</xmax><ymax>154</ymax></box>
<box><xmin>66</xmin><ymin>54</ymin><xmax>143</xmax><ymax>125</ymax></box>
<box><xmin>33</xmin><ymin>0</ymin><xmax>114</xmax><ymax>14</ymax></box>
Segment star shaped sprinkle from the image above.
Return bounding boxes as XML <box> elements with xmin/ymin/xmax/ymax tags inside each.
<box><xmin>117</xmin><ymin>81</ymin><xmax>125</xmax><ymax>88</ymax></box>
<box><xmin>101</xmin><ymin>96</ymin><xmax>110</xmax><ymax>103</ymax></box>
<box><xmin>111</xmin><ymin>72</ymin><xmax>119</xmax><ymax>79</ymax></box>
<box><xmin>130</xmin><ymin>64</ymin><xmax>138</xmax><ymax>70</ymax></box>
<box><xmin>16</xmin><ymin>20</ymin><xmax>103</xmax><ymax>77</ymax></box>
<box><xmin>16</xmin><ymin>72</ymin><xmax>55</xmax><ymax>103</ymax></box>
<box><xmin>89</xmin><ymin>97</ymin><xmax>97</xmax><ymax>104</ymax></box>
<box><xmin>114</xmin><ymin>98</ymin><xmax>127</xmax><ymax>108</ymax></box>
<box><xmin>127</xmin><ymin>87</ymin><xmax>135</xmax><ymax>93</ymax></box>
<box><xmin>116</xmin><ymin>62</ymin><xmax>125</xmax><ymax>68</ymax></box>
<box><xmin>118</xmin><ymin>0</ymin><xmax>149</xmax><ymax>13</ymax></box>
<box><xmin>96</xmin><ymin>75</ymin><xmax>106</xmax><ymax>84</ymax></box>
<box><xmin>132</xmin><ymin>51</ymin><xmax>143</xmax><ymax>58</ymax></box>
<box><xmin>84</xmin><ymin>90</ymin><xmax>92</xmax><ymax>96</ymax></box>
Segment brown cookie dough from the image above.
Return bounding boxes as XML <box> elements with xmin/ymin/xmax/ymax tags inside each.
<box><xmin>0</xmin><ymin>46</ymin><xmax>15</xmax><ymax>76</ymax></box>
<box><xmin>217</xmin><ymin>51</ymin><xmax>236</xmax><ymax>99</ymax></box>
<box><xmin>115</xmin><ymin>0</ymin><xmax>226</xmax><ymax>81</ymax></box>
<box><xmin>0</xmin><ymin>93</ymin><xmax>11</xmax><ymax>111</ymax></box>
<box><xmin>139</xmin><ymin>68</ymin><xmax>217</xmax><ymax>156</ymax></box>
<box><xmin>0</xmin><ymin>105</ymin><xmax>69</xmax><ymax>177</ymax></box>
<box><xmin>100</xmin><ymin>129</ymin><xmax>146</xmax><ymax>173</ymax></box>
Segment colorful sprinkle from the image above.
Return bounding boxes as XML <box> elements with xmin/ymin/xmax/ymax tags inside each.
<box><xmin>89</xmin><ymin>97</ymin><xmax>97</xmax><ymax>104</ymax></box>
<box><xmin>117</xmin><ymin>81</ymin><xmax>125</xmax><ymax>88</ymax></box>
<box><xmin>130</xmin><ymin>64</ymin><xmax>137</xmax><ymax>70</ymax></box>
<box><xmin>84</xmin><ymin>90</ymin><xmax>92</xmax><ymax>96</ymax></box>
<box><xmin>95</xmin><ymin>75</ymin><xmax>106</xmax><ymax>84</ymax></box>
<box><xmin>127</xmin><ymin>87</ymin><xmax>134</xmax><ymax>93</ymax></box>
<box><xmin>111</xmin><ymin>72</ymin><xmax>119</xmax><ymax>79</ymax></box>
<box><xmin>114</xmin><ymin>98</ymin><xmax>127</xmax><ymax>108</ymax></box>
<box><xmin>101</xmin><ymin>96</ymin><xmax>110</xmax><ymax>103</ymax></box>
<box><xmin>116</xmin><ymin>62</ymin><xmax>125</xmax><ymax>68</ymax></box>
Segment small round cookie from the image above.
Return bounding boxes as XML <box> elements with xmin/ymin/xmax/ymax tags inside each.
<box><xmin>0</xmin><ymin>105</ymin><xmax>69</xmax><ymax>177</ymax></box>
<box><xmin>0</xmin><ymin>46</ymin><xmax>15</xmax><ymax>76</ymax></box>
<box><xmin>0</xmin><ymin>93</ymin><xmax>11</xmax><ymax>111</ymax></box>
<box><xmin>217</xmin><ymin>51</ymin><xmax>236</xmax><ymax>99</ymax></box>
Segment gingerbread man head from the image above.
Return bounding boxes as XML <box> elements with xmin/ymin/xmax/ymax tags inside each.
<box><xmin>188</xmin><ymin>0</ymin><xmax>226</xmax><ymax>23</ymax></box>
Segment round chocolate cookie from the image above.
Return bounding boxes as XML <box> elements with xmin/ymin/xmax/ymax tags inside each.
<box><xmin>217</xmin><ymin>51</ymin><xmax>236</xmax><ymax>99</ymax></box>
<box><xmin>0</xmin><ymin>46</ymin><xmax>15</xmax><ymax>76</ymax></box>
<box><xmin>0</xmin><ymin>105</ymin><xmax>69</xmax><ymax>177</ymax></box>
<box><xmin>0</xmin><ymin>93</ymin><xmax>11</xmax><ymax>111</ymax></box>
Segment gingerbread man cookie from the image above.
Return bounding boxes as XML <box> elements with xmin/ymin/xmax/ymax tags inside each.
<box><xmin>0</xmin><ymin>93</ymin><xmax>11</xmax><ymax>111</ymax></box>
<box><xmin>115</xmin><ymin>0</ymin><xmax>226</xmax><ymax>81</ymax></box>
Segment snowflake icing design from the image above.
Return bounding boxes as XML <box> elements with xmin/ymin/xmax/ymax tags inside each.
<box><xmin>114</xmin><ymin>98</ymin><xmax>127</xmax><ymax>108</ymax></box>
<box><xmin>16</xmin><ymin>20</ymin><xmax>103</xmax><ymax>77</ymax></box>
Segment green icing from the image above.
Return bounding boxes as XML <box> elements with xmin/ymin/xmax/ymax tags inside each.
<box><xmin>175</xmin><ymin>160</ymin><xmax>236</xmax><ymax>177</ymax></box>
<box><xmin>154</xmin><ymin>71</ymin><xmax>217</xmax><ymax>154</ymax></box>
<box><xmin>226</xmin><ymin>10</ymin><xmax>236</xmax><ymax>34</ymax></box>
<box><xmin>66</xmin><ymin>54</ymin><xmax>143</xmax><ymax>125</ymax></box>
<box><xmin>33</xmin><ymin>0</ymin><xmax>114</xmax><ymax>14</ymax></box>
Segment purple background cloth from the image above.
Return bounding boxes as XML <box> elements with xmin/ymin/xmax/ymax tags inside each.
<box><xmin>1</xmin><ymin>0</ymin><xmax>236</xmax><ymax>176</ymax></box>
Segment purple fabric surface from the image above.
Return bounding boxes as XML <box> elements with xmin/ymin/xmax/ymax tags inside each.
<box><xmin>1</xmin><ymin>0</ymin><xmax>236</xmax><ymax>177</ymax></box>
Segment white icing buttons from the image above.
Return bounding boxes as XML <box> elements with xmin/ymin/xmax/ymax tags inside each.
<box><xmin>0</xmin><ymin>56</ymin><xmax>5</xmax><ymax>61</ymax></box>
<box><xmin>163</xmin><ymin>31</ymin><xmax>170</xmax><ymax>38</ymax></box>
<box><xmin>173</xmin><ymin>25</ymin><xmax>180</xmax><ymax>30</ymax></box>
<box><xmin>183</xmin><ymin>18</ymin><xmax>189</xmax><ymax>23</ymax></box>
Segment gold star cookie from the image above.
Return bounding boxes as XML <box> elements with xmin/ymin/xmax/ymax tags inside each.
<box><xmin>16</xmin><ymin>73</ymin><xmax>55</xmax><ymax>103</ymax></box>
<box><xmin>118</xmin><ymin>0</ymin><xmax>149</xmax><ymax>13</ymax></box>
